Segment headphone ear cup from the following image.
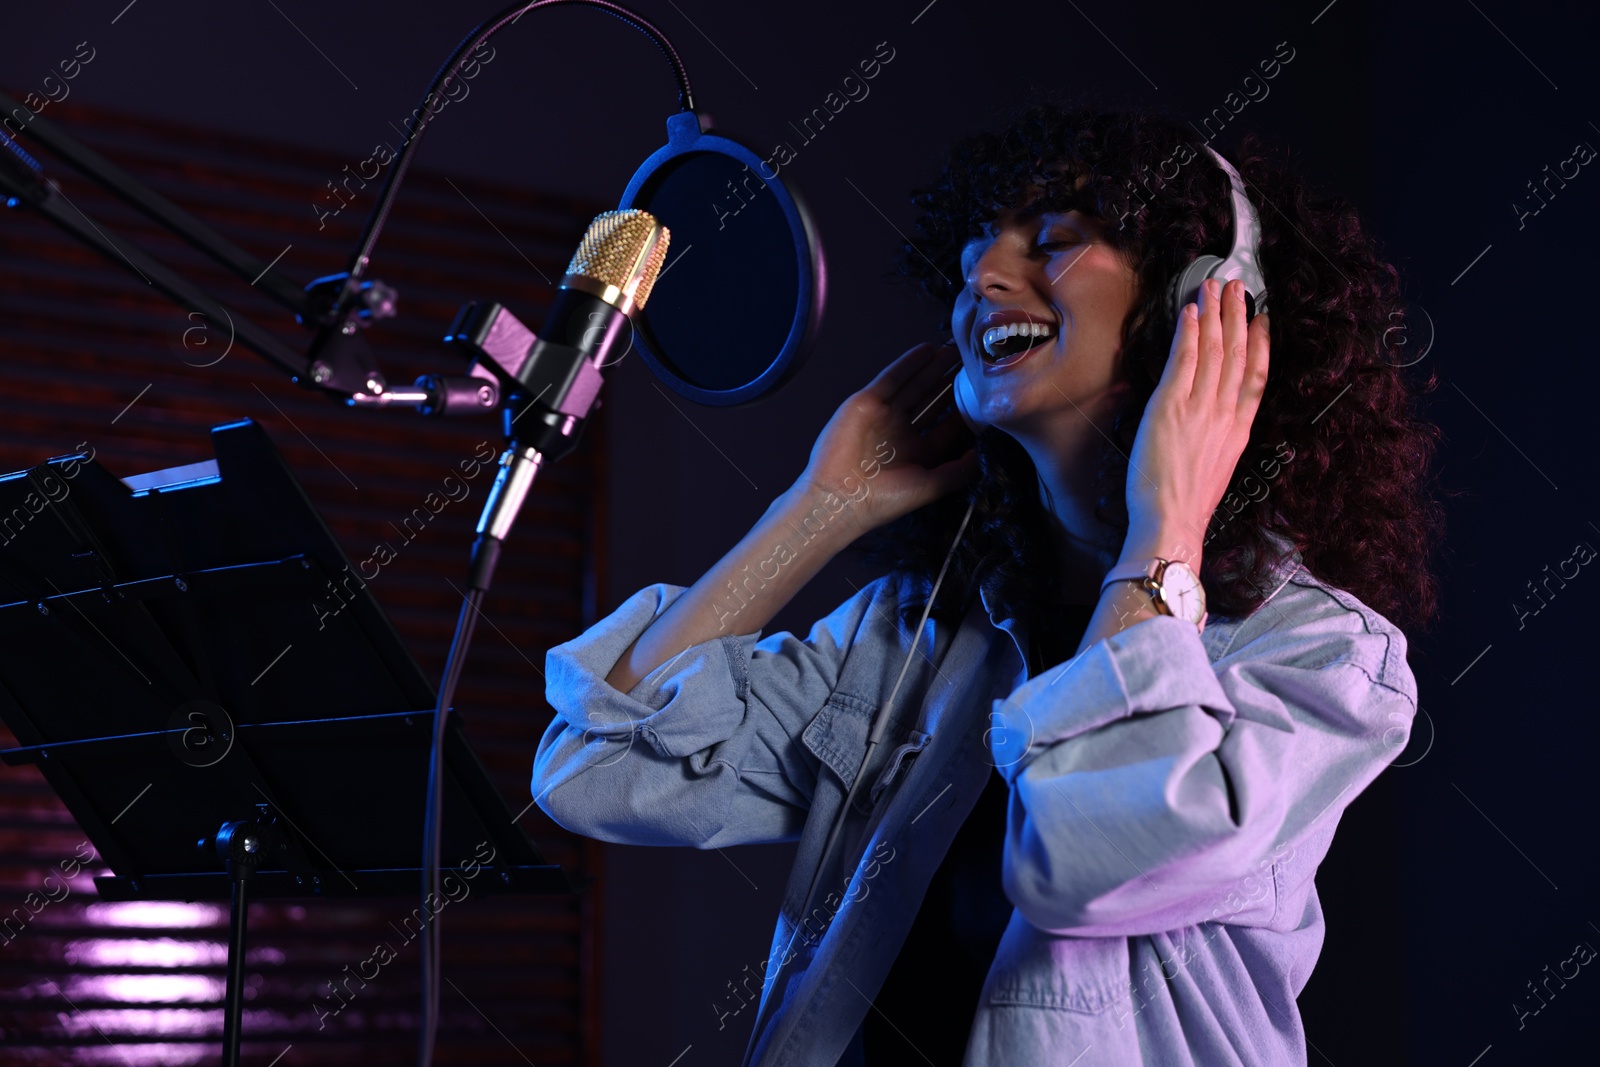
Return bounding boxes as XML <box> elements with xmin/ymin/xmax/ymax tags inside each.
<box><xmin>953</xmin><ymin>366</ymin><xmax>983</xmax><ymax>431</ymax></box>
<box><xmin>1169</xmin><ymin>254</ymin><xmax>1225</xmax><ymax>321</ymax></box>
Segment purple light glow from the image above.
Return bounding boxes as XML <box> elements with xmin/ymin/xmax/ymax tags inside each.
<box><xmin>64</xmin><ymin>937</ymin><xmax>227</xmax><ymax>968</ymax></box>
<box><xmin>62</xmin><ymin>937</ymin><xmax>286</xmax><ymax>968</ymax></box>
<box><xmin>64</xmin><ymin>973</ymin><xmax>226</xmax><ymax>1004</ymax></box>
<box><xmin>59</xmin><ymin>1043</ymin><xmax>214</xmax><ymax>1066</ymax></box>
<box><xmin>82</xmin><ymin>901</ymin><xmax>226</xmax><ymax>928</ymax></box>
<box><xmin>54</xmin><ymin>1006</ymin><xmax>218</xmax><ymax>1039</ymax></box>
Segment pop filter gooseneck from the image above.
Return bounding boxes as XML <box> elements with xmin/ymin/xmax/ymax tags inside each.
<box><xmin>296</xmin><ymin>1</ymin><xmax>690</xmax><ymax>400</ymax></box>
<box><xmin>326</xmin><ymin>0</ymin><xmax>823</xmax><ymax>408</ymax></box>
<box><xmin>343</xmin><ymin>0</ymin><xmax>693</xmax><ymax>299</ymax></box>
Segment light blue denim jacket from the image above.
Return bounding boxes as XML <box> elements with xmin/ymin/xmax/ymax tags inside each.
<box><xmin>532</xmin><ymin>538</ymin><xmax>1417</xmax><ymax>1066</ymax></box>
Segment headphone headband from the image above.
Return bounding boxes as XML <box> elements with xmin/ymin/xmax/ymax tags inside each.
<box><xmin>1167</xmin><ymin>146</ymin><xmax>1269</xmax><ymax>320</ymax></box>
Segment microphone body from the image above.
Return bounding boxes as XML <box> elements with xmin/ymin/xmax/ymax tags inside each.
<box><xmin>447</xmin><ymin>208</ymin><xmax>668</xmax><ymax>463</ymax></box>
<box><xmin>449</xmin><ymin>209</ymin><xmax>668</xmax><ymax>580</ymax></box>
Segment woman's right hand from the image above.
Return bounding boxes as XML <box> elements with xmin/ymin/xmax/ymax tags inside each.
<box><xmin>795</xmin><ymin>342</ymin><xmax>979</xmax><ymax>538</ymax></box>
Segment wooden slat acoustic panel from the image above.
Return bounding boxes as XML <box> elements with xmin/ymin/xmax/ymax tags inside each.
<box><xmin>0</xmin><ymin>95</ymin><xmax>608</xmax><ymax>1065</ymax></box>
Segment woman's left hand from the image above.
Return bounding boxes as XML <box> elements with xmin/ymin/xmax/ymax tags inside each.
<box><xmin>1122</xmin><ymin>277</ymin><xmax>1270</xmax><ymax>565</ymax></box>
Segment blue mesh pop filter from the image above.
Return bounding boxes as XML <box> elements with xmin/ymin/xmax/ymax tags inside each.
<box><xmin>619</xmin><ymin>111</ymin><xmax>825</xmax><ymax>406</ymax></box>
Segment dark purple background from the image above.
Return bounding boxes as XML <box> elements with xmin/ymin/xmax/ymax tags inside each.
<box><xmin>4</xmin><ymin>1</ymin><xmax>1598</xmax><ymax>1063</ymax></box>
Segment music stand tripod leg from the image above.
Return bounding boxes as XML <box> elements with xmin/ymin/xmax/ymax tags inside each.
<box><xmin>206</xmin><ymin>811</ymin><xmax>275</xmax><ymax>1067</ymax></box>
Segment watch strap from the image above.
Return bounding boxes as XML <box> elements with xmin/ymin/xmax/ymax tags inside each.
<box><xmin>1099</xmin><ymin>557</ymin><xmax>1161</xmax><ymax>594</ymax></box>
<box><xmin>1099</xmin><ymin>557</ymin><xmax>1207</xmax><ymax>632</ymax></box>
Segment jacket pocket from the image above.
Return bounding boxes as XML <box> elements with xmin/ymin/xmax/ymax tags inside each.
<box><xmin>800</xmin><ymin>692</ymin><xmax>876</xmax><ymax>790</ymax></box>
<box><xmin>800</xmin><ymin>691</ymin><xmax>912</xmax><ymax>802</ymax></box>
<box><xmin>985</xmin><ymin>912</ymin><xmax>1131</xmax><ymax>1015</ymax></box>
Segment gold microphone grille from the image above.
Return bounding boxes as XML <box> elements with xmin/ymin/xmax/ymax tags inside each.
<box><xmin>565</xmin><ymin>209</ymin><xmax>671</xmax><ymax>312</ymax></box>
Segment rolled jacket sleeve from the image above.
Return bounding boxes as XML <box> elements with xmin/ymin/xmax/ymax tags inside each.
<box><xmin>532</xmin><ymin>578</ymin><xmax>890</xmax><ymax>850</ymax></box>
<box><xmin>989</xmin><ymin>605</ymin><xmax>1416</xmax><ymax>938</ymax></box>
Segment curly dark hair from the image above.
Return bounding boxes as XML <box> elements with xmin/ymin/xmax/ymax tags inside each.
<box><xmin>853</xmin><ymin>102</ymin><xmax>1446</xmax><ymax>640</ymax></box>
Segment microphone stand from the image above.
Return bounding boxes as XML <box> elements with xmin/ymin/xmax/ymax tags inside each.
<box><xmin>418</xmin><ymin>272</ymin><xmax>652</xmax><ymax>1060</ymax></box>
<box><xmin>0</xmin><ymin>102</ymin><xmax>312</xmax><ymax>381</ymax></box>
<box><xmin>0</xmin><ymin>6</ymin><xmax>695</xmax><ymax>1067</ymax></box>
<box><xmin>419</xmin><ymin>442</ymin><xmax>542</xmax><ymax>1058</ymax></box>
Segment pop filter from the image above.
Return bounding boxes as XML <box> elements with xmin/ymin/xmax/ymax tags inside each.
<box><xmin>619</xmin><ymin>112</ymin><xmax>825</xmax><ymax>405</ymax></box>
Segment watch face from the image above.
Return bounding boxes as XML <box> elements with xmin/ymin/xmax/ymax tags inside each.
<box><xmin>1159</xmin><ymin>561</ymin><xmax>1207</xmax><ymax>625</ymax></box>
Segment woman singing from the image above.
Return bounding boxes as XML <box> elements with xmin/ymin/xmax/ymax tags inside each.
<box><xmin>531</xmin><ymin>103</ymin><xmax>1443</xmax><ymax>1066</ymax></box>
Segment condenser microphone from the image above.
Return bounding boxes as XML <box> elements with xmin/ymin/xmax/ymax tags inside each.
<box><xmin>446</xmin><ymin>208</ymin><xmax>670</xmax><ymax>456</ymax></box>
<box><xmin>452</xmin><ymin>207</ymin><xmax>670</xmax><ymax>584</ymax></box>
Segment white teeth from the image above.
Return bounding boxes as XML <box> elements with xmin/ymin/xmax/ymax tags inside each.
<box><xmin>981</xmin><ymin>320</ymin><xmax>1054</xmax><ymax>358</ymax></box>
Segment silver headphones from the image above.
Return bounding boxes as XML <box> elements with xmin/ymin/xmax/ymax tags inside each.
<box><xmin>953</xmin><ymin>144</ymin><xmax>1268</xmax><ymax>430</ymax></box>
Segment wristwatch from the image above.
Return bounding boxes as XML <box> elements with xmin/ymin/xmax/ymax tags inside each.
<box><xmin>1099</xmin><ymin>557</ymin><xmax>1208</xmax><ymax>631</ymax></box>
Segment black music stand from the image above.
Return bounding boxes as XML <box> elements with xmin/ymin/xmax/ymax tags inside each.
<box><xmin>0</xmin><ymin>419</ymin><xmax>579</xmax><ymax>1064</ymax></box>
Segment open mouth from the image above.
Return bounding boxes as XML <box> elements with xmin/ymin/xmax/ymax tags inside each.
<box><xmin>980</xmin><ymin>321</ymin><xmax>1057</xmax><ymax>366</ymax></box>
